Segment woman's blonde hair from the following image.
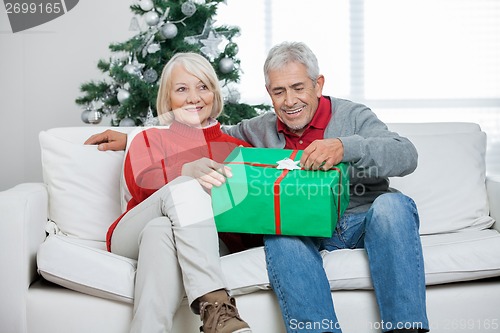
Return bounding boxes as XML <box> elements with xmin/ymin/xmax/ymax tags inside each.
<box><xmin>156</xmin><ymin>52</ymin><xmax>223</xmax><ymax>125</ymax></box>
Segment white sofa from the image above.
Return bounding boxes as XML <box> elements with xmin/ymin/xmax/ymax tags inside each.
<box><xmin>1</xmin><ymin>122</ymin><xmax>500</xmax><ymax>333</ymax></box>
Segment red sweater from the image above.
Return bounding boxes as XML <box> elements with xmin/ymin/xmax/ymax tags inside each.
<box><xmin>107</xmin><ymin>121</ymin><xmax>262</xmax><ymax>253</ymax></box>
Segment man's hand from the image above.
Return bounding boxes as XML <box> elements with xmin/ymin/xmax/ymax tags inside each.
<box><xmin>301</xmin><ymin>138</ymin><xmax>344</xmax><ymax>170</ymax></box>
<box><xmin>84</xmin><ymin>130</ymin><xmax>128</xmax><ymax>151</ymax></box>
<box><xmin>182</xmin><ymin>157</ymin><xmax>232</xmax><ymax>190</ymax></box>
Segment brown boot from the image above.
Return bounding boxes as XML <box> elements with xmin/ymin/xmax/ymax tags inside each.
<box><xmin>199</xmin><ymin>290</ymin><xmax>251</xmax><ymax>333</ymax></box>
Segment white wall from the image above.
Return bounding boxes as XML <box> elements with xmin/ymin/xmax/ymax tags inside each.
<box><xmin>0</xmin><ymin>1</ymin><xmax>134</xmax><ymax>190</ymax></box>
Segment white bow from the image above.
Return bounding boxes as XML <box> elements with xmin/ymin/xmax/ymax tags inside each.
<box><xmin>276</xmin><ymin>158</ymin><xmax>301</xmax><ymax>170</ymax></box>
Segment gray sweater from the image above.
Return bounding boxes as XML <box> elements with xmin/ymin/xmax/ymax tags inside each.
<box><xmin>223</xmin><ymin>96</ymin><xmax>418</xmax><ymax>213</ymax></box>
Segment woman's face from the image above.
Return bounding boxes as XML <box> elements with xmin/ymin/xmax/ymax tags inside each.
<box><xmin>169</xmin><ymin>64</ymin><xmax>214</xmax><ymax>128</ymax></box>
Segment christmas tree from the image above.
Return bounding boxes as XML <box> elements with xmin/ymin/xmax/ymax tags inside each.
<box><xmin>76</xmin><ymin>0</ymin><xmax>269</xmax><ymax>126</ymax></box>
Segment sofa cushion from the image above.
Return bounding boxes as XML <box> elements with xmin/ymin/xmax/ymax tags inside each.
<box><xmin>37</xmin><ymin>228</ymin><xmax>500</xmax><ymax>303</ymax></box>
<box><xmin>40</xmin><ymin>130</ymin><xmax>125</xmax><ymax>241</ymax></box>
<box><xmin>388</xmin><ymin>129</ymin><xmax>494</xmax><ymax>234</ymax></box>
<box><xmin>37</xmin><ymin>234</ymin><xmax>136</xmax><ymax>303</ymax></box>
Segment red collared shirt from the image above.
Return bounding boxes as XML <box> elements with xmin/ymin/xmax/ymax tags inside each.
<box><xmin>277</xmin><ymin>96</ymin><xmax>332</xmax><ymax>149</ymax></box>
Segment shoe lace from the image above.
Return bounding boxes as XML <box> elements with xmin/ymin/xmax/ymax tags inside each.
<box><xmin>199</xmin><ymin>298</ymin><xmax>241</xmax><ymax>333</ymax></box>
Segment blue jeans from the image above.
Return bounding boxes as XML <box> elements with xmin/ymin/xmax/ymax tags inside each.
<box><xmin>264</xmin><ymin>193</ymin><xmax>429</xmax><ymax>333</ymax></box>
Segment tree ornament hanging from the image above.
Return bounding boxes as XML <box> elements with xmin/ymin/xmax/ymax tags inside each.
<box><xmin>224</xmin><ymin>42</ymin><xmax>239</xmax><ymax>57</ymax></box>
<box><xmin>219</xmin><ymin>57</ymin><xmax>234</xmax><ymax>74</ymax></box>
<box><xmin>117</xmin><ymin>89</ymin><xmax>131</xmax><ymax>104</ymax></box>
<box><xmin>226</xmin><ymin>88</ymin><xmax>241</xmax><ymax>104</ymax></box>
<box><xmin>144</xmin><ymin>11</ymin><xmax>160</xmax><ymax>26</ymax></box>
<box><xmin>161</xmin><ymin>23</ymin><xmax>178</xmax><ymax>39</ymax></box>
<box><xmin>147</xmin><ymin>43</ymin><xmax>161</xmax><ymax>54</ymax></box>
<box><xmin>200</xmin><ymin>31</ymin><xmax>222</xmax><ymax>60</ymax></box>
<box><xmin>181</xmin><ymin>1</ymin><xmax>197</xmax><ymax>17</ymax></box>
<box><xmin>143</xmin><ymin>68</ymin><xmax>159</xmax><ymax>83</ymax></box>
<box><xmin>129</xmin><ymin>16</ymin><xmax>141</xmax><ymax>31</ymax></box>
<box><xmin>143</xmin><ymin>106</ymin><xmax>159</xmax><ymax>126</ymax></box>
<box><xmin>123</xmin><ymin>54</ymin><xmax>145</xmax><ymax>76</ymax></box>
<box><xmin>123</xmin><ymin>63</ymin><xmax>141</xmax><ymax>76</ymax></box>
<box><xmin>81</xmin><ymin>105</ymin><xmax>92</xmax><ymax>124</ymax></box>
<box><xmin>139</xmin><ymin>0</ymin><xmax>154</xmax><ymax>11</ymax></box>
<box><xmin>87</xmin><ymin>109</ymin><xmax>103</xmax><ymax>124</ymax></box>
<box><xmin>119</xmin><ymin>118</ymin><xmax>136</xmax><ymax>127</ymax></box>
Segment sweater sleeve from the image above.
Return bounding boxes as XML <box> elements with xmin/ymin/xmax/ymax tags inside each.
<box><xmin>124</xmin><ymin>129</ymin><xmax>172</xmax><ymax>203</ymax></box>
<box><xmin>335</xmin><ymin>104</ymin><xmax>418</xmax><ymax>178</ymax></box>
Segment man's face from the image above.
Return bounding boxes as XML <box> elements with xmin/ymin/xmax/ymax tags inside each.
<box><xmin>266</xmin><ymin>61</ymin><xmax>324</xmax><ymax>135</ymax></box>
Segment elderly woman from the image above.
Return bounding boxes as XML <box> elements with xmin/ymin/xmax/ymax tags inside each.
<box><xmin>105</xmin><ymin>53</ymin><xmax>256</xmax><ymax>333</ymax></box>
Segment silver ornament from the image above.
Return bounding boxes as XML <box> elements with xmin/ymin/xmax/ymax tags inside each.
<box><xmin>161</xmin><ymin>23</ymin><xmax>178</xmax><ymax>39</ymax></box>
<box><xmin>181</xmin><ymin>2</ymin><xmax>197</xmax><ymax>17</ymax></box>
<box><xmin>147</xmin><ymin>43</ymin><xmax>161</xmax><ymax>54</ymax></box>
<box><xmin>227</xmin><ymin>89</ymin><xmax>241</xmax><ymax>104</ymax></box>
<box><xmin>117</xmin><ymin>89</ymin><xmax>131</xmax><ymax>104</ymax></box>
<box><xmin>200</xmin><ymin>31</ymin><xmax>222</xmax><ymax>60</ymax></box>
<box><xmin>139</xmin><ymin>0</ymin><xmax>154</xmax><ymax>11</ymax></box>
<box><xmin>143</xmin><ymin>107</ymin><xmax>159</xmax><ymax>126</ymax></box>
<box><xmin>219</xmin><ymin>57</ymin><xmax>234</xmax><ymax>74</ymax></box>
<box><xmin>144</xmin><ymin>11</ymin><xmax>160</xmax><ymax>26</ymax></box>
<box><xmin>119</xmin><ymin>118</ymin><xmax>136</xmax><ymax>127</ymax></box>
<box><xmin>87</xmin><ymin>109</ymin><xmax>103</xmax><ymax>124</ymax></box>
<box><xmin>123</xmin><ymin>53</ymin><xmax>145</xmax><ymax>76</ymax></box>
<box><xmin>143</xmin><ymin>68</ymin><xmax>159</xmax><ymax>83</ymax></box>
<box><xmin>123</xmin><ymin>63</ymin><xmax>140</xmax><ymax>76</ymax></box>
<box><xmin>81</xmin><ymin>109</ymin><xmax>91</xmax><ymax>124</ymax></box>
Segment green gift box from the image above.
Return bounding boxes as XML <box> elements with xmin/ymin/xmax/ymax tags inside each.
<box><xmin>211</xmin><ymin>147</ymin><xmax>349</xmax><ymax>237</ymax></box>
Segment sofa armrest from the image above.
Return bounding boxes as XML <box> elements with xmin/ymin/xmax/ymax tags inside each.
<box><xmin>0</xmin><ymin>183</ymin><xmax>48</xmax><ymax>333</ymax></box>
<box><xmin>487</xmin><ymin>175</ymin><xmax>500</xmax><ymax>232</ymax></box>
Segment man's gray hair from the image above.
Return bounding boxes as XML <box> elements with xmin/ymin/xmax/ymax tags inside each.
<box><xmin>263</xmin><ymin>41</ymin><xmax>320</xmax><ymax>87</ymax></box>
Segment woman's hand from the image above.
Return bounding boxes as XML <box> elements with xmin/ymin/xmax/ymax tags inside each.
<box><xmin>84</xmin><ymin>130</ymin><xmax>128</xmax><ymax>151</ymax></box>
<box><xmin>182</xmin><ymin>158</ymin><xmax>232</xmax><ymax>189</ymax></box>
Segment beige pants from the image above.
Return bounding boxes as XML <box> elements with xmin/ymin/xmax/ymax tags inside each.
<box><xmin>111</xmin><ymin>176</ymin><xmax>227</xmax><ymax>333</ymax></box>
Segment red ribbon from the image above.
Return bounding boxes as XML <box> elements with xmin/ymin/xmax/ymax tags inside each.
<box><xmin>272</xmin><ymin>150</ymin><xmax>299</xmax><ymax>234</ymax></box>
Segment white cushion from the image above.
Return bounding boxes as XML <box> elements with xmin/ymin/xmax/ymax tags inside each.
<box><xmin>389</xmin><ymin>130</ymin><xmax>494</xmax><ymax>234</ymax></box>
<box><xmin>39</xmin><ymin>128</ymin><xmax>130</xmax><ymax>241</ymax></box>
<box><xmin>37</xmin><ymin>229</ymin><xmax>500</xmax><ymax>302</ymax></box>
<box><xmin>37</xmin><ymin>234</ymin><xmax>136</xmax><ymax>303</ymax></box>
